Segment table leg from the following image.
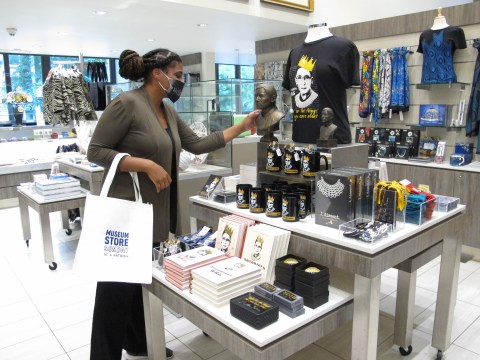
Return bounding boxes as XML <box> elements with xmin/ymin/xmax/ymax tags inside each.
<box><xmin>351</xmin><ymin>273</ymin><xmax>381</xmax><ymax>360</ymax></box>
<box><xmin>61</xmin><ymin>210</ymin><xmax>70</xmax><ymax>230</ymax></box>
<box><xmin>432</xmin><ymin>235</ymin><xmax>461</xmax><ymax>352</ymax></box>
<box><xmin>190</xmin><ymin>216</ymin><xmax>198</xmax><ymax>233</ymax></box>
<box><xmin>142</xmin><ymin>287</ymin><xmax>166</xmax><ymax>360</ymax></box>
<box><xmin>38</xmin><ymin>211</ymin><xmax>54</xmax><ymax>264</ymax></box>
<box><xmin>17</xmin><ymin>194</ymin><xmax>31</xmax><ymax>242</ymax></box>
<box><xmin>393</xmin><ymin>270</ymin><xmax>416</xmax><ymax>352</ymax></box>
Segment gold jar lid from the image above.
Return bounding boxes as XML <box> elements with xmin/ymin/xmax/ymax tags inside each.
<box><xmin>283</xmin><ymin>258</ymin><xmax>299</xmax><ymax>265</ymax></box>
<box><xmin>305</xmin><ymin>266</ymin><xmax>320</xmax><ymax>273</ymax></box>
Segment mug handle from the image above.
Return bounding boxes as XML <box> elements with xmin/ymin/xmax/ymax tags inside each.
<box><xmin>319</xmin><ymin>155</ymin><xmax>329</xmax><ymax>170</ymax></box>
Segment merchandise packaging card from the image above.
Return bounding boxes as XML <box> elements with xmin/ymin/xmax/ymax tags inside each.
<box><xmin>326</xmin><ymin>168</ymin><xmax>364</xmax><ymax>220</ymax></box>
<box><xmin>355</xmin><ymin>127</ymin><xmax>371</xmax><ymax>143</ymax></box>
<box><xmin>419</xmin><ymin>104</ymin><xmax>448</xmax><ymax>127</ymax></box>
<box><xmin>198</xmin><ymin>175</ymin><xmax>224</xmax><ymax>199</ymax></box>
<box><xmin>385</xmin><ymin>128</ymin><xmax>402</xmax><ymax>143</ymax></box>
<box><xmin>339</xmin><ymin>167</ymin><xmax>379</xmax><ymax>220</ymax></box>
<box><xmin>315</xmin><ymin>171</ymin><xmax>355</xmax><ymax>229</ymax></box>
<box><xmin>401</xmin><ymin>129</ymin><xmax>420</xmax><ymax>157</ymax></box>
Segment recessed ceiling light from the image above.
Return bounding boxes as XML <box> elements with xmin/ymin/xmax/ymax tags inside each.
<box><xmin>93</xmin><ymin>10</ymin><xmax>107</xmax><ymax>15</ymax></box>
<box><xmin>197</xmin><ymin>23</ymin><xmax>208</xmax><ymax>27</ymax></box>
<box><xmin>111</xmin><ymin>50</ymin><xmax>119</xmax><ymax>53</ymax></box>
<box><xmin>146</xmin><ymin>39</ymin><xmax>155</xmax><ymax>42</ymax></box>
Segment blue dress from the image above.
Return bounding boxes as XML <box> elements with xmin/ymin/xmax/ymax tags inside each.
<box><xmin>417</xmin><ymin>26</ymin><xmax>466</xmax><ymax>84</ymax></box>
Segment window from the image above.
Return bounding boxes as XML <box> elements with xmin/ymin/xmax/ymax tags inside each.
<box><xmin>216</xmin><ymin>64</ymin><xmax>254</xmax><ymax>113</ymax></box>
<box><xmin>115</xmin><ymin>59</ymin><xmax>129</xmax><ymax>83</ymax></box>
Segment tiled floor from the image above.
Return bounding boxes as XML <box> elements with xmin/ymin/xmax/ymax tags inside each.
<box><xmin>2</xmin><ymin>204</ymin><xmax>480</xmax><ymax>360</ymax></box>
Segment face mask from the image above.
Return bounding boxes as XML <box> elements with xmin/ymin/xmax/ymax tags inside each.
<box><xmin>158</xmin><ymin>71</ymin><xmax>184</xmax><ymax>103</ymax></box>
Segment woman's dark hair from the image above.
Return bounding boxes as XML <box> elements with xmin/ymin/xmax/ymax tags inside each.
<box><xmin>119</xmin><ymin>48</ymin><xmax>182</xmax><ymax>81</ymax></box>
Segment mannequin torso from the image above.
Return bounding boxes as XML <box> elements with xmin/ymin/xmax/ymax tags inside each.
<box><xmin>304</xmin><ymin>23</ymin><xmax>333</xmax><ymax>43</ymax></box>
<box><xmin>431</xmin><ymin>15</ymin><xmax>449</xmax><ymax>30</ymax></box>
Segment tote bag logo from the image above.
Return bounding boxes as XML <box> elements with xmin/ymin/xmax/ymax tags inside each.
<box><xmin>104</xmin><ymin>228</ymin><xmax>130</xmax><ymax>258</ymax></box>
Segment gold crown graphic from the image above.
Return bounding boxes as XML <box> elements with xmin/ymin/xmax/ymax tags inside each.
<box><xmin>283</xmin><ymin>198</ymin><xmax>289</xmax><ymax>205</ymax></box>
<box><xmin>255</xmin><ymin>236</ymin><xmax>264</xmax><ymax>245</ymax></box>
<box><xmin>285</xmin><ymin>153</ymin><xmax>293</xmax><ymax>159</ymax></box>
<box><xmin>298</xmin><ymin>55</ymin><xmax>316</xmax><ymax>72</ymax></box>
<box><xmin>251</xmin><ymin>193</ymin><xmax>257</xmax><ymax>199</ymax></box>
<box><xmin>238</xmin><ymin>188</ymin><xmax>245</xmax><ymax>194</ymax></box>
<box><xmin>267</xmin><ymin>194</ymin><xmax>275</xmax><ymax>201</ymax></box>
<box><xmin>303</xmin><ymin>155</ymin><xmax>310</xmax><ymax>161</ymax></box>
<box><xmin>213</xmin><ymin>177</ymin><xmax>220</xmax><ymax>183</ymax></box>
<box><xmin>223</xmin><ymin>225</ymin><xmax>234</xmax><ymax>238</ymax></box>
<box><xmin>267</xmin><ymin>151</ymin><xmax>274</xmax><ymax>157</ymax></box>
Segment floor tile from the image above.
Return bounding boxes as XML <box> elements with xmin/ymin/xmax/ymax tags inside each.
<box><xmin>206</xmin><ymin>349</ymin><xmax>242</xmax><ymax>360</ymax></box>
<box><xmin>178</xmin><ymin>328</ymin><xmax>226</xmax><ymax>359</ymax></box>
<box><xmin>68</xmin><ymin>344</ymin><xmax>91</xmax><ymax>360</ymax></box>
<box><xmin>32</xmin><ymin>281</ymin><xmax>96</xmax><ymax>314</ymax></box>
<box><xmin>42</xmin><ymin>297</ymin><xmax>94</xmax><ymax>331</ymax></box>
<box><xmin>0</xmin><ymin>299</ymin><xmax>40</xmax><ymax>327</ymax></box>
<box><xmin>53</xmin><ymin>318</ymin><xmax>92</xmax><ymax>352</ymax></box>
<box><xmin>286</xmin><ymin>343</ymin><xmax>343</xmax><ymax>360</ymax></box>
<box><xmin>165</xmin><ymin>338</ymin><xmax>203</xmax><ymax>360</ymax></box>
<box><xmin>380</xmin><ymin>286</ymin><xmax>437</xmax><ymax>319</ymax></box>
<box><xmin>454</xmin><ymin>315</ymin><xmax>480</xmax><ymax>354</ymax></box>
<box><xmin>0</xmin><ymin>315</ymin><xmax>50</xmax><ymax>349</ymax></box>
<box><xmin>456</xmin><ymin>272</ymin><xmax>480</xmax><ymax>307</ymax></box>
<box><xmin>164</xmin><ymin>312</ymin><xmax>200</xmax><ymax>338</ymax></box>
<box><xmin>0</xmin><ymin>333</ymin><xmax>65</xmax><ymax>360</ymax></box>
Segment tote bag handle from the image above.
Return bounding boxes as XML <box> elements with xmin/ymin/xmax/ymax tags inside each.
<box><xmin>99</xmin><ymin>153</ymin><xmax>142</xmax><ymax>203</ymax></box>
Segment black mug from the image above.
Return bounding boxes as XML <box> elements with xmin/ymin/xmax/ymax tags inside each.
<box><xmin>265</xmin><ymin>190</ymin><xmax>282</xmax><ymax>217</ymax></box>
<box><xmin>296</xmin><ymin>190</ymin><xmax>311</xmax><ymax>219</ymax></box>
<box><xmin>266</xmin><ymin>146</ymin><xmax>282</xmax><ymax>172</ymax></box>
<box><xmin>236</xmin><ymin>184</ymin><xmax>252</xmax><ymax>209</ymax></box>
<box><xmin>283</xmin><ymin>147</ymin><xmax>301</xmax><ymax>175</ymax></box>
<box><xmin>282</xmin><ymin>193</ymin><xmax>300</xmax><ymax>222</ymax></box>
<box><xmin>301</xmin><ymin>149</ymin><xmax>320</xmax><ymax>177</ymax></box>
<box><xmin>249</xmin><ymin>187</ymin><xmax>266</xmax><ymax>213</ymax></box>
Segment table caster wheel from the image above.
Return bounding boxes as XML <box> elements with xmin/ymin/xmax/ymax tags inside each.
<box><xmin>25</xmin><ymin>239</ymin><xmax>30</xmax><ymax>247</ymax></box>
<box><xmin>65</xmin><ymin>229</ymin><xmax>72</xmax><ymax>235</ymax></box>
<box><xmin>399</xmin><ymin>345</ymin><xmax>412</xmax><ymax>356</ymax></box>
<box><xmin>49</xmin><ymin>262</ymin><xmax>57</xmax><ymax>271</ymax></box>
<box><xmin>436</xmin><ymin>350</ymin><xmax>443</xmax><ymax>360</ymax></box>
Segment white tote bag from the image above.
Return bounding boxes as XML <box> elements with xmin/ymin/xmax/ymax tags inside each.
<box><xmin>74</xmin><ymin>153</ymin><xmax>153</xmax><ymax>284</ymax></box>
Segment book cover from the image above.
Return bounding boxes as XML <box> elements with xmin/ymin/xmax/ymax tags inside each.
<box><xmin>190</xmin><ymin>257</ymin><xmax>261</xmax><ymax>288</ymax></box>
<box><xmin>215</xmin><ymin>217</ymin><xmax>244</xmax><ymax>256</ymax></box>
<box><xmin>241</xmin><ymin>226</ymin><xmax>277</xmax><ymax>283</ymax></box>
<box><xmin>419</xmin><ymin>104</ymin><xmax>447</xmax><ymax>127</ymax></box>
<box><xmin>164</xmin><ymin>246</ymin><xmax>226</xmax><ymax>271</ymax></box>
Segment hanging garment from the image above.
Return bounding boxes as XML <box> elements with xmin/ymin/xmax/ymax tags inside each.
<box><xmin>359</xmin><ymin>51</ymin><xmax>374</xmax><ymax>118</ymax></box>
<box><xmin>42</xmin><ymin>66</ymin><xmax>97</xmax><ymax>125</ymax></box>
<box><xmin>378</xmin><ymin>50</ymin><xmax>392</xmax><ymax>115</ymax></box>
<box><xmin>390</xmin><ymin>47</ymin><xmax>410</xmax><ymax>115</ymax></box>
<box><xmin>466</xmin><ymin>39</ymin><xmax>480</xmax><ymax>153</ymax></box>
<box><xmin>417</xmin><ymin>26</ymin><xmax>467</xmax><ymax>84</ymax></box>
<box><xmin>370</xmin><ymin>50</ymin><xmax>381</xmax><ymax>125</ymax></box>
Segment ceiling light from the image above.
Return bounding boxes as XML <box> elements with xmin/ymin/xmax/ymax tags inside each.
<box><xmin>57</xmin><ymin>31</ymin><xmax>68</xmax><ymax>36</ymax></box>
<box><xmin>197</xmin><ymin>23</ymin><xmax>208</xmax><ymax>27</ymax></box>
<box><xmin>93</xmin><ymin>10</ymin><xmax>107</xmax><ymax>15</ymax></box>
<box><xmin>146</xmin><ymin>39</ymin><xmax>155</xmax><ymax>42</ymax></box>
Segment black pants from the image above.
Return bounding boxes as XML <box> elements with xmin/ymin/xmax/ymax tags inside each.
<box><xmin>90</xmin><ymin>281</ymin><xmax>147</xmax><ymax>360</ymax></box>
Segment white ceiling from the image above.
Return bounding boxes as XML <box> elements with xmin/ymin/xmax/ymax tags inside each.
<box><xmin>0</xmin><ymin>0</ymin><xmax>473</xmax><ymax>62</ymax></box>
<box><xmin>0</xmin><ymin>0</ymin><xmax>309</xmax><ymax>60</ymax></box>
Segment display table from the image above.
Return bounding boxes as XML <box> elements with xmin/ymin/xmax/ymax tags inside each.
<box><xmin>17</xmin><ymin>186</ymin><xmax>87</xmax><ymax>270</ymax></box>
<box><xmin>57</xmin><ymin>157</ymin><xmax>104</xmax><ymax>195</ymax></box>
<box><xmin>142</xmin><ymin>196</ymin><xmax>465</xmax><ymax>360</ymax></box>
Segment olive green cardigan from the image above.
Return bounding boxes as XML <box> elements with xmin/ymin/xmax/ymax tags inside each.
<box><xmin>87</xmin><ymin>86</ymin><xmax>225</xmax><ymax>243</ymax></box>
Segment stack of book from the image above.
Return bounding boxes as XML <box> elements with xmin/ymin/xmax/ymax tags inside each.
<box><xmin>215</xmin><ymin>215</ymin><xmax>255</xmax><ymax>257</ymax></box>
<box><xmin>191</xmin><ymin>257</ymin><xmax>262</xmax><ymax>306</ymax></box>
<box><xmin>241</xmin><ymin>224</ymin><xmax>291</xmax><ymax>283</ymax></box>
<box><xmin>34</xmin><ymin>177</ymin><xmax>82</xmax><ymax>200</ymax></box>
<box><xmin>163</xmin><ymin>246</ymin><xmax>226</xmax><ymax>290</ymax></box>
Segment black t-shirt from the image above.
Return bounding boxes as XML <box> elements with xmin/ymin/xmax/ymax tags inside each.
<box><xmin>417</xmin><ymin>25</ymin><xmax>466</xmax><ymax>84</ymax></box>
<box><xmin>282</xmin><ymin>36</ymin><xmax>360</xmax><ymax>144</ymax></box>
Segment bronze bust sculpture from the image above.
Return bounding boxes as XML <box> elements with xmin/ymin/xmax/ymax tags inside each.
<box><xmin>255</xmin><ymin>84</ymin><xmax>285</xmax><ymax>142</ymax></box>
<box><xmin>316</xmin><ymin>107</ymin><xmax>338</xmax><ymax>148</ymax></box>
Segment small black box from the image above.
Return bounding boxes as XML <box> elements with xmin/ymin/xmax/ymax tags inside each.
<box><xmin>294</xmin><ymin>278</ymin><xmax>329</xmax><ymax>298</ymax></box>
<box><xmin>275</xmin><ymin>254</ymin><xmax>307</xmax><ymax>272</ymax></box>
<box><xmin>274</xmin><ymin>280</ymin><xmax>292</xmax><ymax>291</ymax></box>
<box><xmin>302</xmin><ymin>292</ymin><xmax>329</xmax><ymax>309</ymax></box>
<box><xmin>275</xmin><ymin>270</ymin><xmax>294</xmax><ymax>287</ymax></box>
<box><xmin>295</xmin><ymin>262</ymin><xmax>329</xmax><ymax>283</ymax></box>
<box><xmin>230</xmin><ymin>292</ymin><xmax>279</xmax><ymax>330</ymax></box>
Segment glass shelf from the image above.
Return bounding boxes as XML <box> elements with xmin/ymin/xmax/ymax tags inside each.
<box><xmin>415</xmin><ymin>82</ymin><xmax>469</xmax><ymax>91</ymax></box>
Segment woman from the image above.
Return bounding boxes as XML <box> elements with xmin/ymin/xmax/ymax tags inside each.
<box><xmin>87</xmin><ymin>48</ymin><xmax>260</xmax><ymax>360</ymax></box>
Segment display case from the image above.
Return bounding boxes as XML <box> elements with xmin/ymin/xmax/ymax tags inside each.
<box><xmin>105</xmin><ymin>82</ymin><xmax>143</xmax><ymax>106</ymax></box>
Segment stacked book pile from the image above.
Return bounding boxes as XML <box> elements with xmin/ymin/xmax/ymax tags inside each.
<box><xmin>163</xmin><ymin>246</ymin><xmax>226</xmax><ymax>290</ymax></box>
<box><xmin>215</xmin><ymin>215</ymin><xmax>255</xmax><ymax>257</ymax></box>
<box><xmin>191</xmin><ymin>257</ymin><xmax>262</xmax><ymax>306</ymax></box>
<box><xmin>241</xmin><ymin>224</ymin><xmax>291</xmax><ymax>283</ymax></box>
<box><xmin>34</xmin><ymin>176</ymin><xmax>82</xmax><ymax>200</ymax></box>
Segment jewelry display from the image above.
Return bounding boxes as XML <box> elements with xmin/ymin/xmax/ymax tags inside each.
<box><xmin>316</xmin><ymin>177</ymin><xmax>345</xmax><ymax>198</ymax></box>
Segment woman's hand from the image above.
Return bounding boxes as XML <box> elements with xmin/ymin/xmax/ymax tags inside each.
<box><xmin>145</xmin><ymin>161</ymin><xmax>172</xmax><ymax>192</ymax></box>
<box><xmin>241</xmin><ymin>109</ymin><xmax>261</xmax><ymax>132</ymax></box>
